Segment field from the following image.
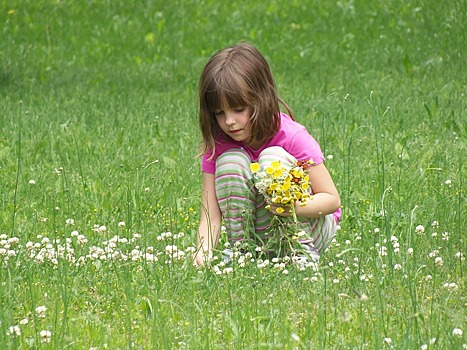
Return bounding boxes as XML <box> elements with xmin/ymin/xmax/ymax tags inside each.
<box><xmin>1</xmin><ymin>0</ymin><xmax>466</xmax><ymax>349</ymax></box>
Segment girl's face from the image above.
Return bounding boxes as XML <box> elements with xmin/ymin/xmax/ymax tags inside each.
<box><xmin>215</xmin><ymin>106</ymin><xmax>260</xmax><ymax>148</ymax></box>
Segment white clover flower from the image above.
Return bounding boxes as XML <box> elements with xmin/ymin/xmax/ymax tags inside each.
<box><xmin>407</xmin><ymin>248</ymin><xmax>414</xmax><ymax>255</ymax></box>
<box><xmin>420</xmin><ymin>345</ymin><xmax>427</xmax><ymax>350</ymax></box>
<box><xmin>223</xmin><ymin>267</ymin><xmax>233</xmax><ymax>274</ymax></box>
<box><xmin>384</xmin><ymin>337</ymin><xmax>392</xmax><ymax>345</ymax></box>
<box><xmin>66</xmin><ymin>218</ymin><xmax>75</xmax><ymax>225</ymax></box>
<box><xmin>455</xmin><ymin>252</ymin><xmax>465</xmax><ymax>261</ymax></box>
<box><xmin>326</xmin><ymin>154</ymin><xmax>334</xmax><ymax>160</ymax></box>
<box><xmin>118</xmin><ymin>221</ymin><xmax>126</xmax><ymax>228</ymax></box>
<box><xmin>431</xmin><ymin>221</ymin><xmax>439</xmax><ymax>228</ymax></box>
<box><xmin>394</xmin><ymin>264</ymin><xmax>402</xmax><ymax>270</ymax></box>
<box><xmin>444</xmin><ymin>179</ymin><xmax>452</xmax><ymax>186</ymax></box>
<box><xmin>453</xmin><ymin>328</ymin><xmax>463</xmax><ymax>337</ymax></box>
<box><xmin>8</xmin><ymin>325</ymin><xmax>21</xmax><ymax>336</ymax></box>
<box><xmin>443</xmin><ymin>282</ymin><xmax>458</xmax><ymax>291</ymax></box>
<box><xmin>29</xmin><ymin>179</ymin><xmax>36</xmax><ymax>185</ymax></box>
<box><xmin>40</xmin><ymin>330</ymin><xmax>52</xmax><ymax>343</ymax></box>
<box><xmin>374</xmin><ymin>228</ymin><xmax>381</xmax><ymax>234</ymax></box>
<box><xmin>415</xmin><ymin>225</ymin><xmax>425</xmax><ymax>234</ymax></box>
<box><xmin>442</xmin><ymin>232</ymin><xmax>449</xmax><ymax>241</ymax></box>
<box><xmin>36</xmin><ymin>305</ymin><xmax>47</xmax><ymax>318</ymax></box>
<box><xmin>19</xmin><ymin>318</ymin><xmax>28</xmax><ymax>325</ymax></box>
<box><xmin>434</xmin><ymin>257</ymin><xmax>443</xmax><ymax>266</ymax></box>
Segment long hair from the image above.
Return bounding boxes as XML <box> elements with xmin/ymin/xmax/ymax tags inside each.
<box><xmin>198</xmin><ymin>42</ymin><xmax>293</xmax><ymax>157</ymax></box>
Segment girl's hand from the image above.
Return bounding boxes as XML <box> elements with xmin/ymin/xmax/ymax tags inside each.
<box><xmin>193</xmin><ymin>249</ymin><xmax>212</xmax><ymax>267</ymax></box>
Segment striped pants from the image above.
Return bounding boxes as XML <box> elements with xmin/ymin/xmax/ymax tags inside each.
<box><xmin>215</xmin><ymin>146</ymin><xmax>337</xmax><ymax>256</ymax></box>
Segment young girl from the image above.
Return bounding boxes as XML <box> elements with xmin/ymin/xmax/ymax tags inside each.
<box><xmin>195</xmin><ymin>42</ymin><xmax>341</xmax><ymax>266</ymax></box>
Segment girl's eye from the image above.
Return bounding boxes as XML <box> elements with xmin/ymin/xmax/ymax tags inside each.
<box><xmin>234</xmin><ymin>107</ymin><xmax>245</xmax><ymax>112</ymax></box>
<box><xmin>214</xmin><ymin>110</ymin><xmax>224</xmax><ymax>116</ymax></box>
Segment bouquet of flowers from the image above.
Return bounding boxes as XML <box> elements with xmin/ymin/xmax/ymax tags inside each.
<box><xmin>250</xmin><ymin>159</ymin><xmax>314</xmax><ymax>256</ymax></box>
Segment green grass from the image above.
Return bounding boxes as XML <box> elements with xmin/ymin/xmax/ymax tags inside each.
<box><xmin>1</xmin><ymin>0</ymin><xmax>466</xmax><ymax>349</ymax></box>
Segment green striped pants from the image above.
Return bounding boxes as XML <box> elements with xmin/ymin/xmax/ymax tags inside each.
<box><xmin>215</xmin><ymin>146</ymin><xmax>337</xmax><ymax>255</ymax></box>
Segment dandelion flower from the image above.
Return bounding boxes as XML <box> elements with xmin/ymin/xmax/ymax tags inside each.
<box><xmin>250</xmin><ymin>163</ymin><xmax>260</xmax><ymax>173</ymax></box>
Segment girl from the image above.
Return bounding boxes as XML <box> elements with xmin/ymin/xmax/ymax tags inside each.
<box><xmin>195</xmin><ymin>42</ymin><xmax>341</xmax><ymax>266</ymax></box>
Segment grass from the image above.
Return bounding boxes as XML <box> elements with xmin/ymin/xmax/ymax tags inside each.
<box><xmin>1</xmin><ymin>0</ymin><xmax>466</xmax><ymax>349</ymax></box>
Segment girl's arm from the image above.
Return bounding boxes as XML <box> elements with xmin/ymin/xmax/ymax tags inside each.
<box><xmin>270</xmin><ymin>162</ymin><xmax>340</xmax><ymax>219</ymax></box>
<box><xmin>295</xmin><ymin>162</ymin><xmax>341</xmax><ymax>218</ymax></box>
<box><xmin>195</xmin><ymin>172</ymin><xmax>222</xmax><ymax>266</ymax></box>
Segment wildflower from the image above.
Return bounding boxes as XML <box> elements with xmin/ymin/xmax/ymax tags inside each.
<box><xmin>443</xmin><ymin>282</ymin><xmax>458</xmax><ymax>291</ymax></box>
<box><xmin>453</xmin><ymin>328</ymin><xmax>463</xmax><ymax>337</ymax></box>
<box><xmin>394</xmin><ymin>264</ymin><xmax>402</xmax><ymax>270</ymax></box>
<box><xmin>36</xmin><ymin>305</ymin><xmax>47</xmax><ymax>318</ymax></box>
<box><xmin>421</xmin><ymin>345</ymin><xmax>427</xmax><ymax>350</ymax></box>
<box><xmin>444</xmin><ymin>179</ymin><xmax>452</xmax><ymax>186</ymax></box>
<box><xmin>431</xmin><ymin>221</ymin><xmax>439</xmax><ymax>228</ymax></box>
<box><xmin>407</xmin><ymin>248</ymin><xmax>414</xmax><ymax>256</ymax></box>
<box><xmin>442</xmin><ymin>232</ymin><xmax>449</xmax><ymax>241</ymax></box>
<box><xmin>415</xmin><ymin>225</ymin><xmax>425</xmax><ymax>234</ymax></box>
<box><xmin>66</xmin><ymin>218</ymin><xmax>75</xmax><ymax>225</ymax></box>
<box><xmin>291</xmin><ymin>333</ymin><xmax>300</xmax><ymax>342</ymax></box>
<box><xmin>40</xmin><ymin>330</ymin><xmax>52</xmax><ymax>343</ymax></box>
<box><xmin>434</xmin><ymin>257</ymin><xmax>443</xmax><ymax>266</ymax></box>
<box><xmin>326</xmin><ymin>154</ymin><xmax>334</xmax><ymax>160</ymax></box>
<box><xmin>118</xmin><ymin>221</ymin><xmax>126</xmax><ymax>228</ymax></box>
<box><xmin>19</xmin><ymin>318</ymin><xmax>29</xmax><ymax>325</ymax></box>
<box><xmin>29</xmin><ymin>179</ymin><xmax>36</xmax><ymax>185</ymax></box>
<box><xmin>8</xmin><ymin>325</ymin><xmax>21</xmax><ymax>336</ymax></box>
<box><xmin>384</xmin><ymin>337</ymin><xmax>392</xmax><ymax>345</ymax></box>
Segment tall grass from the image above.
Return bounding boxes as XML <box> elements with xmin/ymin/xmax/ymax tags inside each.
<box><xmin>1</xmin><ymin>0</ymin><xmax>465</xmax><ymax>349</ymax></box>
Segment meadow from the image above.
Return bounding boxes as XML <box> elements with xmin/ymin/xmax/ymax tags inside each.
<box><xmin>1</xmin><ymin>0</ymin><xmax>466</xmax><ymax>349</ymax></box>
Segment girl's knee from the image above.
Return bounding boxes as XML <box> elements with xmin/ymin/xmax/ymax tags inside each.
<box><xmin>258</xmin><ymin>146</ymin><xmax>296</xmax><ymax>169</ymax></box>
<box><xmin>216</xmin><ymin>148</ymin><xmax>251</xmax><ymax>172</ymax></box>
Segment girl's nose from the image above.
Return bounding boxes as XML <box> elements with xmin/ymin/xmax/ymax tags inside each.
<box><xmin>225</xmin><ymin>111</ymin><xmax>236</xmax><ymax>125</ymax></box>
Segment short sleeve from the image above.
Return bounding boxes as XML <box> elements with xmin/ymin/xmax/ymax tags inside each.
<box><xmin>288</xmin><ymin>128</ymin><xmax>325</xmax><ymax>165</ymax></box>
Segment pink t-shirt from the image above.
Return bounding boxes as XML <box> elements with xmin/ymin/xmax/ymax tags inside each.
<box><xmin>202</xmin><ymin>113</ymin><xmax>325</xmax><ymax>173</ymax></box>
<box><xmin>201</xmin><ymin>113</ymin><xmax>342</xmax><ymax>222</ymax></box>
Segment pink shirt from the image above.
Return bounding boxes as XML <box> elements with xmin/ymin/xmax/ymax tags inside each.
<box><xmin>202</xmin><ymin>113</ymin><xmax>325</xmax><ymax>173</ymax></box>
<box><xmin>201</xmin><ymin>113</ymin><xmax>342</xmax><ymax>222</ymax></box>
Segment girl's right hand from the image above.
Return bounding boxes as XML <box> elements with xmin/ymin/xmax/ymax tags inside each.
<box><xmin>193</xmin><ymin>249</ymin><xmax>212</xmax><ymax>267</ymax></box>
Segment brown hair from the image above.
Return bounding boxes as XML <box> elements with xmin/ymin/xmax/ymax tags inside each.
<box><xmin>198</xmin><ymin>42</ymin><xmax>293</xmax><ymax>157</ymax></box>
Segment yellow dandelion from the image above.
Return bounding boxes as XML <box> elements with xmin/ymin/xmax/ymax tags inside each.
<box><xmin>273</xmin><ymin>168</ymin><xmax>284</xmax><ymax>177</ymax></box>
<box><xmin>272</xmin><ymin>196</ymin><xmax>282</xmax><ymax>203</ymax></box>
<box><xmin>275</xmin><ymin>207</ymin><xmax>285</xmax><ymax>214</ymax></box>
<box><xmin>250</xmin><ymin>163</ymin><xmax>260</xmax><ymax>173</ymax></box>
<box><xmin>271</xmin><ymin>160</ymin><xmax>281</xmax><ymax>169</ymax></box>
<box><xmin>8</xmin><ymin>9</ymin><xmax>15</xmax><ymax>15</ymax></box>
